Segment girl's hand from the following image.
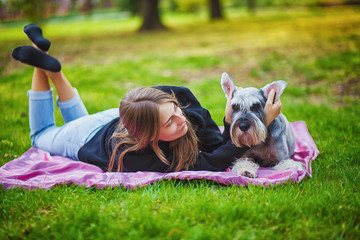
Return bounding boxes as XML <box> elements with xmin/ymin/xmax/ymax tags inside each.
<box><xmin>264</xmin><ymin>89</ymin><xmax>282</xmax><ymax>126</ymax></box>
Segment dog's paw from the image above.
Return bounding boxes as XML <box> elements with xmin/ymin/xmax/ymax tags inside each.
<box><xmin>232</xmin><ymin>168</ymin><xmax>257</xmax><ymax>178</ymax></box>
<box><xmin>244</xmin><ymin>170</ymin><xmax>257</xmax><ymax>178</ymax></box>
<box><xmin>273</xmin><ymin>159</ymin><xmax>305</xmax><ymax>172</ymax></box>
<box><xmin>231</xmin><ymin>158</ymin><xmax>259</xmax><ymax>178</ymax></box>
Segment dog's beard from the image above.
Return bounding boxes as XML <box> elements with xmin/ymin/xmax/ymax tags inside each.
<box><xmin>230</xmin><ymin>115</ymin><xmax>267</xmax><ymax>147</ymax></box>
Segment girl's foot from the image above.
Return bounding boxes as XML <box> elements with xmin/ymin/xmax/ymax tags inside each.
<box><xmin>12</xmin><ymin>45</ymin><xmax>61</xmax><ymax>72</ymax></box>
<box><xmin>23</xmin><ymin>23</ymin><xmax>51</xmax><ymax>52</ymax></box>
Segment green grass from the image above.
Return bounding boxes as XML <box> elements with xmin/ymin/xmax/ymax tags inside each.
<box><xmin>1</xmin><ymin>6</ymin><xmax>360</xmax><ymax>240</ymax></box>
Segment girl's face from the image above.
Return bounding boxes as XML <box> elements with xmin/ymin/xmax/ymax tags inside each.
<box><xmin>158</xmin><ymin>102</ymin><xmax>188</xmax><ymax>142</ymax></box>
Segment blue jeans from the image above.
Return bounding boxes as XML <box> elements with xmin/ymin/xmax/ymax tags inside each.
<box><xmin>28</xmin><ymin>88</ymin><xmax>119</xmax><ymax>160</ymax></box>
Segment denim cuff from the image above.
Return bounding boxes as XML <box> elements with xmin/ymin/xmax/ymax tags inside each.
<box><xmin>27</xmin><ymin>89</ymin><xmax>53</xmax><ymax>100</ymax></box>
<box><xmin>56</xmin><ymin>88</ymin><xmax>80</xmax><ymax>109</ymax></box>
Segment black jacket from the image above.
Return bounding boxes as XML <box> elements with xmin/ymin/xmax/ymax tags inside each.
<box><xmin>78</xmin><ymin>86</ymin><xmax>248</xmax><ymax>172</ymax></box>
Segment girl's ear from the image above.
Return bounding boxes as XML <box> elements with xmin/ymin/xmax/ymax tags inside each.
<box><xmin>261</xmin><ymin>80</ymin><xmax>287</xmax><ymax>101</ymax></box>
<box><xmin>221</xmin><ymin>72</ymin><xmax>236</xmax><ymax>99</ymax></box>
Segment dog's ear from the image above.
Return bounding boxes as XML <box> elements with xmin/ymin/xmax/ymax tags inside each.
<box><xmin>221</xmin><ymin>72</ymin><xmax>236</xmax><ymax>99</ymax></box>
<box><xmin>261</xmin><ymin>80</ymin><xmax>287</xmax><ymax>101</ymax></box>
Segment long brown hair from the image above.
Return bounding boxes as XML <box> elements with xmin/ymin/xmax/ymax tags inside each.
<box><xmin>109</xmin><ymin>87</ymin><xmax>198</xmax><ymax>172</ymax></box>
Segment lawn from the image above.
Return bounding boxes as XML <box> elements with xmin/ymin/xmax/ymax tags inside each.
<box><xmin>1</xmin><ymin>6</ymin><xmax>360</xmax><ymax>240</ymax></box>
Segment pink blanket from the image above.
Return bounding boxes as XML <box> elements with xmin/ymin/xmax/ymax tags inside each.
<box><xmin>0</xmin><ymin>121</ymin><xmax>319</xmax><ymax>190</ymax></box>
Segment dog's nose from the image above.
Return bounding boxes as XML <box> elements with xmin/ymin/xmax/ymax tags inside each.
<box><xmin>239</xmin><ymin>120</ymin><xmax>250</xmax><ymax>132</ymax></box>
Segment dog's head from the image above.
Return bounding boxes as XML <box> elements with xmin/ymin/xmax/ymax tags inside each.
<box><xmin>221</xmin><ymin>72</ymin><xmax>287</xmax><ymax>147</ymax></box>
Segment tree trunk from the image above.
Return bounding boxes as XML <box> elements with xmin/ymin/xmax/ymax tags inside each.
<box><xmin>247</xmin><ymin>0</ymin><xmax>256</xmax><ymax>14</ymax></box>
<box><xmin>209</xmin><ymin>0</ymin><xmax>223</xmax><ymax>20</ymax></box>
<box><xmin>139</xmin><ymin>0</ymin><xmax>165</xmax><ymax>31</ymax></box>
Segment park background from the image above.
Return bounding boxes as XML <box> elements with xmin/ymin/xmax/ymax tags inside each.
<box><xmin>1</xmin><ymin>0</ymin><xmax>360</xmax><ymax>239</ymax></box>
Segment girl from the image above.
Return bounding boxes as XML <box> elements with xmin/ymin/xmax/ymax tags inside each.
<box><xmin>12</xmin><ymin>24</ymin><xmax>282</xmax><ymax>173</ymax></box>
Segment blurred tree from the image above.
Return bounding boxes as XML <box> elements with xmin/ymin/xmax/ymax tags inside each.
<box><xmin>115</xmin><ymin>0</ymin><xmax>141</xmax><ymax>15</ymax></box>
<box><xmin>173</xmin><ymin>0</ymin><xmax>205</xmax><ymax>13</ymax></box>
<box><xmin>0</xmin><ymin>1</ymin><xmax>5</xmax><ymax>21</ymax></box>
<box><xmin>165</xmin><ymin>0</ymin><xmax>178</xmax><ymax>11</ymax></box>
<box><xmin>171</xmin><ymin>0</ymin><xmax>225</xmax><ymax>20</ymax></box>
<box><xmin>7</xmin><ymin>0</ymin><xmax>47</xmax><ymax>24</ymax></box>
<box><xmin>80</xmin><ymin>0</ymin><xmax>94</xmax><ymax>14</ymax></box>
<box><xmin>139</xmin><ymin>0</ymin><xmax>166</xmax><ymax>31</ymax></box>
<box><xmin>70</xmin><ymin>0</ymin><xmax>78</xmax><ymax>13</ymax></box>
<box><xmin>101</xmin><ymin>0</ymin><xmax>113</xmax><ymax>8</ymax></box>
<box><xmin>247</xmin><ymin>0</ymin><xmax>256</xmax><ymax>13</ymax></box>
<box><xmin>209</xmin><ymin>0</ymin><xmax>223</xmax><ymax>19</ymax></box>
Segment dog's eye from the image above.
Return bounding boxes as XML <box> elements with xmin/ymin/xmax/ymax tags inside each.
<box><xmin>232</xmin><ymin>105</ymin><xmax>239</xmax><ymax>111</ymax></box>
<box><xmin>251</xmin><ymin>103</ymin><xmax>261</xmax><ymax>111</ymax></box>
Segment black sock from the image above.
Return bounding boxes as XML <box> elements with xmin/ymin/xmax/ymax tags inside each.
<box><xmin>23</xmin><ymin>23</ymin><xmax>51</xmax><ymax>52</ymax></box>
<box><xmin>12</xmin><ymin>46</ymin><xmax>61</xmax><ymax>72</ymax></box>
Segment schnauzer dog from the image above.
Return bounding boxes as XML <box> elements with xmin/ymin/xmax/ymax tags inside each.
<box><xmin>221</xmin><ymin>72</ymin><xmax>304</xmax><ymax>178</ymax></box>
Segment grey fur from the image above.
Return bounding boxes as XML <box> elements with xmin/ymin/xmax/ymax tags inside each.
<box><xmin>221</xmin><ymin>72</ymin><xmax>303</xmax><ymax>178</ymax></box>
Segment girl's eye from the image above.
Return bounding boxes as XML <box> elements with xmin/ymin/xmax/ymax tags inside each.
<box><xmin>165</xmin><ymin>118</ymin><xmax>174</xmax><ymax>128</ymax></box>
